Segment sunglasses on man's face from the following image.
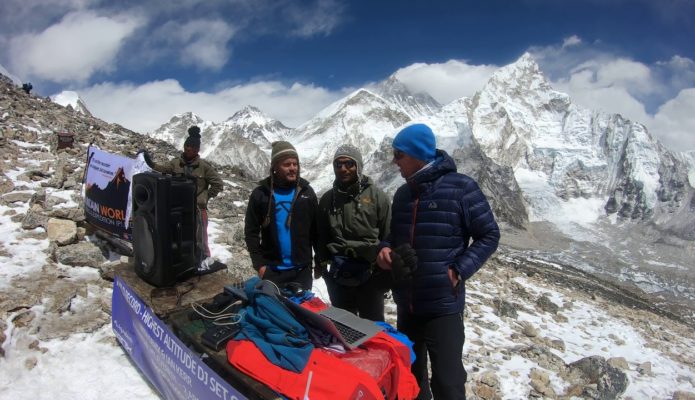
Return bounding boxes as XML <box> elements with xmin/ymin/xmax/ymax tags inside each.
<box><xmin>334</xmin><ymin>159</ymin><xmax>357</xmax><ymax>169</ymax></box>
<box><xmin>393</xmin><ymin>149</ymin><xmax>405</xmax><ymax>160</ymax></box>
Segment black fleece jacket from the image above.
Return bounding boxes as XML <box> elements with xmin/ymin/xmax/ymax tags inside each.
<box><xmin>244</xmin><ymin>176</ymin><xmax>319</xmax><ymax>270</ymax></box>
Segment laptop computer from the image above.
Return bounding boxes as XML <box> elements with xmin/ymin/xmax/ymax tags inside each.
<box><xmin>281</xmin><ymin>299</ymin><xmax>383</xmax><ymax>349</ymax></box>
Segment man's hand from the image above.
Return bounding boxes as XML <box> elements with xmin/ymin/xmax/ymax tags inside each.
<box><xmin>376</xmin><ymin>247</ymin><xmax>393</xmax><ymax>270</ymax></box>
<box><xmin>137</xmin><ymin>149</ymin><xmax>154</xmax><ymax>168</ymax></box>
<box><xmin>314</xmin><ymin>261</ymin><xmax>328</xmax><ymax>279</ymax></box>
<box><xmin>258</xmin><ymin>265</ymin><xmax>267</xmax><ymax>279</ymax></box>
<box><xmin>448</xmin><ymin>266</ymin><xmax>461</xmax><ymax>288</ymax></box>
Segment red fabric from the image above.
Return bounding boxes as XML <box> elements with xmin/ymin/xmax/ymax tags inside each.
<box><xmin>296</xmin><ymin>296</ymin><xmax>418</xmax><ymax>398</ymax></box>
<box><xmin>301</xmin><ymin>297</ymin><xmax>328</xmax><ymax>312</ymax></box>
<box><xmin>226</xmin><ymin>333</ymin><xmax>419</xmax><ymax>400</ymax></box>
<box><xmin>199</xmin><ymin>208</ymin><xmax>210</xmax><ymax>257</ymax></box>
<box><xmin>226</xmin><ymin>297</ymin><xmax>419</xmax><ymax>399</ymax></box>
<box><xmin>228</xmin><ymin>340</ymin><xmax>384</xmax><ymax>400</ymax></box>
<box><xmin>362</xmin><ymin>332</ymin><xmax>419</xmax><ymax>400</ymax></box>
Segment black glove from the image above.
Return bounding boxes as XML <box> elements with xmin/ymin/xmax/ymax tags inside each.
<box><xmin>314</xmin><ymin>260</ymin><xmax>328</xmax><ymax>279</ymax></box>
<box><xmin>138</xmin><ymin>149</ymin><xmax>154</xmax><ymax>168</ymax></box>
<box><xmin>391</xmin><ymin>243</ymin><xmax>418</xmax><ymax>283</ymax></box>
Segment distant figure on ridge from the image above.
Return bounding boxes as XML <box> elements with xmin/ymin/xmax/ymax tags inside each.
<box><xmin>316</xmin><ymin>144</ymin><xmax>392</xmax><ymax>321</ymax></box>
<box><xmin>22</xmin><ymin>83</ymin><xmax>32</xmax><ymax>94</ymax></box>
<box><xmin>244</xmin><ymin>141</ymin><xmax>320</xmax><ymax>291</ymax></box>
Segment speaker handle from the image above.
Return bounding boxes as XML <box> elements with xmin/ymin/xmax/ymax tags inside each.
<box><xmin>174</xmin><ymin>221</ymin><xmax>182</xmax><ymax>260</ymax></box>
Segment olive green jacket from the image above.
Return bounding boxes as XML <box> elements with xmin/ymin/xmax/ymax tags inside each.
<box><xmin>317</xmin><ymin>175</ymin><xmax>391</xmax><ymax>263</ymax></box>
<box><xmin>153</xmin><ymin>155</ymin><xmax>223</xmax><ymax>209</ymax></box>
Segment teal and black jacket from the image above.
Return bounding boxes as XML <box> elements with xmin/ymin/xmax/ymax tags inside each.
<box><xmin>244</xmin><ymin>177</ymin><xmax>319</xmax><ymax>271</ymax></box>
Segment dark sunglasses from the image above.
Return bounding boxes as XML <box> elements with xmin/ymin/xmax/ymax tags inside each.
<box><xmin>393</xmin><ymin>149</ymin><xmax>406</xmax><ymax>160</ymax></box>
<box><xmin>333</xmin><ymin>159</ymin><xmax>357</xmax><ymax>169</ymax></box>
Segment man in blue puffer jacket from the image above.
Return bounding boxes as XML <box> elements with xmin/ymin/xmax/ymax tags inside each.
<box><xmin>377</xmin><ymin>123</ymin><xmax>500</xmax><ymax>400</ymax></box>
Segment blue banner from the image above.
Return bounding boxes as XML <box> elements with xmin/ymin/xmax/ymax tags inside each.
<box><xmin>112</xmin><ymin>276</ymin><xmax>248</xmax><ymax>400</ymax></box>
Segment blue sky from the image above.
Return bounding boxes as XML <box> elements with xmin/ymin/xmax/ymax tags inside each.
<box><xmin>1</xmin><ymin>0</ymin><xmax>694</xmax><ymax>151</ymax></box>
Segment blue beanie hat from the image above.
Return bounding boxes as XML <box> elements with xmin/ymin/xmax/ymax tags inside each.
<box><xmin>393</xmin><ymin>123</ymin><xmax>436</xmax><ymax>162</ymax></box>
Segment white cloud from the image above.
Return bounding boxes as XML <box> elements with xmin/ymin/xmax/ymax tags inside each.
<box><xmin>8</xmin><ymin>11</ymin><xmax>142</xmax><ymax>83</ymax></box>
<box><xmin>593</xmin><ymin>59</ymin><xmax>654</xmax><ymax>94</ymax></box>
<box><xmin>77</xmin><ymin>79</ymin><xmax>345</xmax><ymax>133</ymax></box>
<box><xmin>562</xmin><ymin>35</ymin><xmax>582</xmax><ymax>48</ymax></box>
<box><xmin>555</xmin><ymin>69</ymin><xmax>651</xmax><ymax>123</ymax></box>
<box><xmin>285</xmin><ymin>0</ymin><xmax>345</xmax><ymax>37</ymax></box>
<box><xmin>650</xmin><ymin>88</ymin><xmax>695</xmax><ymax>151</ymax></box>
<box><xmin>150</xmin><ymin>19</ymin><xmax>236</xmax><ymax>71</ymax></box>
<box><xmin>0</xmin><ymin>0</ymin><xmax>94</xmax><ymax>34</ymax></box>
<box><xmin>393</xmin><ymin>60</ymin><xmax>498</xmax><ymax>104</ymax></box>
<box><xmin>657</xmin><ymin>55</ymin><xmax>695</xmax><ymax>90</ymax></box>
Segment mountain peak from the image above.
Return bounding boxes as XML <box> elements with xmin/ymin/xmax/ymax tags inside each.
<box><xmin>378</xmin><ymin>75</ymin><xmax>408</xmax><ymax>92</ymax></box>
<box><xmin>486</xmin><ymin>52</ymin><xmax>551</xmax><ymax>94</ymax></box>
<box><xmin>232</xmin><ymin>105</ymin><xmax>263</xmax><ymax>117</ymax></box>
<box><xmin>374</xmin><ymin>76</ymin><xmax>442</xmax><ymax>118</ymax></box>
<box><xmin>169</xmin><ymin>111</ymin><xmax>202</xmax><ymax>123</ymax></box>
<box><xmin>52</xmin><ymin>91</ymin><xmax>93</xmax><ymax>117</ymax></box>
<box><xmin>517</xmin><ymin>52</ymin><xmax>539</xmax><ymax>68</ymax></box>
<box><xmin>225</xmin><ymin>105</ymin><xmax>288</xmax><ymax>131</ymax></box>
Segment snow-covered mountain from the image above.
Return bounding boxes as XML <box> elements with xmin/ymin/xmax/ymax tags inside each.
<box><xmin>291</xmin><ymin>88</ymin><xmax>411</xmax><ymax>190</ymax></box>
<box><xmin>373</xmin><ymin>75</ymin><xmax>442</xmax><ymax>119</ymax></box>
<box><xmin>144</xmin><ymin>53</ymin><xmax>695</xmax><ymax>311</ymax></box>
<box><xmin>224</xmin><ymin>105</ymin><xmax>291</xmax><ymax>148</ymax></box>
<box><xmin>468</xmin><ymin>53</ymin><xmax>694</xmax><ymax>240</ymax></box>
<box><xmin>148</xmin><ymin>53</ymin><xmax>694</xmax><ymax>242</ymax></box>
<box><xmin>150</xmin><ymin>107</ymin><xmax>291</xmax><ymax>179</ymax></box>
<box><xmin>3</xmin><ymin>59</ymin><xmax>695</xmax><ymax>400</ymax></box>
<box><xmin>52</xmin><ymin>91</ymin><xmax>93</xmax><ymax>117</ymax></box>
<box><xmin>149</xmin><ymin>111</ymin><xmax>206</xmax><ymax>146</ymax></box>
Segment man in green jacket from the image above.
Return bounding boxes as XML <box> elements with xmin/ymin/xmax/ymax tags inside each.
<box><xmin>147</xmin><ymin>126</ymin><xmax>224</xmax><ymax>265</ymax></box>
<box><xmin>317</xmin><ymin>144</ymin><xmax>391</xmax><ymax>321</ymax></box>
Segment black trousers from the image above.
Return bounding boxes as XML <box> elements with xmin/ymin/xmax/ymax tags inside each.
<box><xmin>324</xmin><ymin>275</ymin><xmax>386</xmax><ymax>321</ymax></box>
<box><xmin>262</xmin><ymin>266</ymin><xmax>313</xmax><ymax>291</ymax></box>
<box><xmin>397</xmin><ymin>311</ymin><xmax>466</xmax><ymax>400</ymax></box>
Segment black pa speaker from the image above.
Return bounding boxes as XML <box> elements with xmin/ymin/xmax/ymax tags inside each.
<box><xmin>132</xmin><ymin>172</ymin><xmax>198</xmax><ymax>287</ymax></box>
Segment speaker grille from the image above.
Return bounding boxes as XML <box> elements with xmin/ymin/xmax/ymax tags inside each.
<box><xmin>133</xmin><ymin>183</ymin><xmax>154</xmax><ymax>211</ymax></box>
<box><xmin>132</xmin><ymin>172</ymin><xmax>198</xmax><ymax>287</ymax></box>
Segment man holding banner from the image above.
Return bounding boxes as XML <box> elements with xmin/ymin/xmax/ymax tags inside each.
<box><xmin>144</xmin><ymin>126</ymin><xmax>224</xmax><ymax>268</ymax></box>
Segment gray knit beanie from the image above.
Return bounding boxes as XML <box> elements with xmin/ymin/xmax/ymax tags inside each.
<box><xmin>264</xmin><ymin>141</ymin><xmax>300</xmax><ymax>228</ymax></box>
<box><xmin>333</xmin><ymin>144</ymin><xmax>363</xmax><ymax>177</ymax></box>
<box><xmin>271</xmin><ymin>141</ymin><xmax>298</xmax><ymax>166</ymax></box>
